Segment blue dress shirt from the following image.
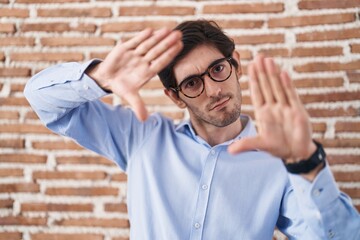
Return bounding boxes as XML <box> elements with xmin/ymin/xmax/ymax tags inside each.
<box><xmin>24</xmin><ymin>60</ymin><xmax>360</xmax><ymax>240</ymax></box>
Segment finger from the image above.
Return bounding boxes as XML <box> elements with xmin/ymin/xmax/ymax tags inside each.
<box><xmin>149</xmin><ymin>40</ymin><xmax>183</xmax><ymax>73</ymax></box>
<box><xmin>134</xmin><ymin>28</ymin><xmax>171</xmax><ymax>56</ymax></box>
<box><xmin>247</xmin><ymin>62</ymin><xmax>264</xmax><ymax>109</ymax></box>
<box><xmin>264</xmin><ymin>58</ymin><xmax>287</xmax><ymax>105</ymax></box>
<box><xmin>124</xmin><ymin>92</ymin><xmax>149</xmax><ymax>121</ymax></box>
<box><xmin>122</xmin><ymin>28</ymin><xmax>153</xmax><ymax>50</ymax></box>
<box><xmin>145</xmin><ymin>30</ymin><xmax>183</xmax><ymax>63</ymax></box>
<box><xmin>280</xmin><ymin>71</ymin><xmax>301</xmax><ymax>107</ymax></box>
<box><xmin>255</xmin><ymin>55</ymin><xmax>275</xmax><ymax>103</ymax></box>
<box><xmin>228</xmin><ymin>136</ymin><xmax>263</xmax><ymax>155</ymax></box>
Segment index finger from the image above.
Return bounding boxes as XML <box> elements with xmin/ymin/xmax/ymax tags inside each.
<box><xmin>122</xmin><ymin>28</ymin><xmax>153</xmax><ymax>50</ymax></box>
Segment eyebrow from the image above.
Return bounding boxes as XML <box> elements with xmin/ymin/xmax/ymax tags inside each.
<box><xmin>179</xmin><ymin>57</ymin><xmax>224</xmax><ymax>83</ymax></box>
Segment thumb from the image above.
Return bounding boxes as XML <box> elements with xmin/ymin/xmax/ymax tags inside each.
<box><xmin>228</xmin><ymin>136</ymin><xmax>263</xmax><ymax>155</ymax></box>
<box><xmin>124</xmin><ymin>92</ymin><xmax>149</xmax><ymax>122</ymax></box>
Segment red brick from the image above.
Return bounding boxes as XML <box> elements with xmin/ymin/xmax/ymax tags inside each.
<box><xmin>104</xmin><ymin>203</ymin><xmax>128</xmax><ymax>213</ymax></box>
<box><xmin>90</xmin><ymin>51</ymin><xmax>108</xmax><ymax>60</ymax></box>
<box><xmin>0</xmin><ymin>68</ymin><xmax>30</xmax><ymax>77</ymax></box>
<box><xmin>41</xmin><ymin>37</ymin><xmax>115</xmax><ymax>47</ymax></box>
<box><xmin>335</xmin><ymin>121</ymin><xmax>360</xmax><ymax>132</ymax></box>
<box><xmin>33</xmin><ymin>170</ymin><xmax>106</xmax><ymax>180</ymax></box>
<box><xmin>0</xmin><ymin>0</ymin><xmax>8</xmax><ymax>3</ymax></box>
<box><xmin>0</xmin><ymin>216</ymin><xmax>46</xmax><ymax>226</ymax></box>
<box><xmin>291</xmin><ymin>46</ymin><xmax>343</xmax><ymax>57</ymax></box>
<box><xmin>55</xmin><ymin>217</ymin><xmax>129</xmax><ymax>228</ymax></box>
<box><xmin>0</xmin><ymin>37</ymin><xmax>35</xmax><ymax>46</ymax></box>
<box><xmin>0</xmin><ymin>8</ymin><xmax>29</xmax><ymax>18</ymax></box>
<box><xmin>37</xmin><ymin>8</ymin><xmax>112</xmax><ymax>18</ymax></box>
<box><xmin>46</xmin><ymin>187</ymin><xmax>118</xmax><ymax>196</ymax></box>
<box><xmin>141</xmin><ymin>95</ymin><xmax>175</xmax><ymax>106</ymax></box>
<box><xmin>0</xmin><ymin>52</ymin><xmax>4</xmax><ymax>61</ymax></box>
<box><xmin>0</xmin><ymin>183</ymin><xmax>40</xmax><ymax>193</ymax></box>
<box><xmin>10</xmin><ymin>83</ymin><xmax>25</xmax><ymax>93</ymax></box>
<box><xmin>0</xmin><ymin>23</ymin><xmax>15</xmax><ymax>33</ymax></box>
<box><xmin>321</xmin><ymin>138</ymin><xmax>360</xmax><ymax>148</ymax></box>
<box><xmin>110</xmin><ymin>172</ymin><xmax>127</xmax><ymax>182</ymax></box>
<box><xmin>120</xmin><ymin>6</ymin><xmax>195</xmax><ymax>16</ymax></box>
<box><xmin>0</xmin><ymin>168</ymin><xmax>23</xmax><ymax>177</ymax></box>
<box><xmin>0</xmin><ymin>199</ymin><xmax>14</xmax><ymax>209</ymax></box>
<box><xmin>159</xmin><ymin>111</ymin><xmax>185</xmax><ymax>120</ymax></box>
<box><xmin>216</xmin><ymin>19</ymin><xmax>264</xmax><ymax>29</ymax></box>
<box><xmin>300</xmin><ymin>91</ymin><xmax>360</xmax><ymax>104</ymax></box>
<box><xmin>237</xmin><ymin>49</ymin><xmax>253</xmax><ymax>60</ymax></box>
<box><xmin>312</xmin><ymin>122</ymin><xmax>327</xmax><ymax>133</ymax></box>
<box><xmin>334</xmin><ymin>171</ymin><xmax>360</xmax><ymax>182</ymax></box>
<box><xmin>0</xmin><ymin>123</ymin><xmax>51</xmax><ymax>134</ymax></box>
<box><xmin>341</xmin><ymin>188</ymin><xmax>360</xmax><ymax>198</ymax></box>
<box><xmin>32</xmin><ymin>140</ymin><xmax>83</xmax><ymax>150</ymax></box>
<box><xmin>31</xmin><ymin>233</ymin><xmax>103</xmax><ymax>240</ymax></box>
<box><xmin>293</xmin><ymin>77</ymin><xmax>343</xmax><ymax>88</ymax></box>
<box><xmin>0</xmin><ymin>110</ymin><xmax>20</xmax><ymax>119</ymax></box>
<box><xmin>10</xmin><ymin>52</ymin><xmax>84</xmax><ymax>62</ymax></box>
<box><xmin>297</xmin><ymin>28</ymin><xmax>360</xmax><ymax>42</ymax></box>
<box><xmin>112</xmin><ymin>237</ymin><xmax>129</xmax><ymax>240</ymax></box>
<box><xmin>0</xmin><ymin>153</ymin><xmax>47</xmax><ymax>164</ymax></box>
<box><xmin>56</xmin><ymin>156</ymin><xmax>115</xmax><ymax>166</ymax></box>
<box><xmin>143</xmin><ymin>79</ymin><xmax>164</xmax><ymax>90</ymax></box>
<box><xmin>258</xmin><ymin>48</ymin><xmax>289</xmax><ymax>57</ymax></box>
<box><xmin>350</xmin><ymin>43</ymin><xmax>360</xmax><ymax>53</ymax></box>
<box><xmin>25</xmin><ymin>111</ymin><xmax>39</xmax><ymax>120</ymax></box>
<box><xmin>232</xmin><ymin>34</ymin><xmax>284</xmax><ymax>45</ymax></box>
<box><xmin>269</xmin><ymin>13</ymin><xmax>355</xmax><ymax>28</ymax></box>
<box><xmin>21</xmin><ymin>202</ymin><xmax>93</xmax><ymax>212</ymax></box>
<box><xmin>307</xmin><ymin>107</ymin><xmax>358</xmax><ymax>118</ymax></box>
<box><xmin>347</xmin><ymin>71</ymin><xmax>360</xmax><ymax>83</ymax></box>
<box><xmin>294</xmin><ymin>60</ymin><xmax>360</xmax><ymax>73</ymax></box>
<box><xmin>0</xmin><ymin>97</ymin><xmax>30</xmax><ymax>106</ymax></box>
<box><xmin>0</xmin><ymin>232</ymin><xmax>22</xmax><ymax>240</ymax></box>
<box><xmin>298</xmin><ymin>0</ymin><xmax>360</xmax><ymax>9</ymax></box>
<box><xmin>21</xmin><ymin>23</ymin><xmax>70</xmax><ymax>32</ymax></box>
<box><xmin>327</xmin><ymin>154</ymin><xmax>360</xmax><ymax>164</ymax></box>
<box><xmin>203</xmin><ymin>3</ymin><xmax>284</xmax><ymax>14</ymax></box>
<box><xmin>101</xmin><ymin>21</ymin><xmax>177</xmax><ymax>33</ymax></box>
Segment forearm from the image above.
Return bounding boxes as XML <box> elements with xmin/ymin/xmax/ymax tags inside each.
<box><xmin>24</xmin><ymin>60</ymin><xmax>108</xmax><ymax>125</ymax></box>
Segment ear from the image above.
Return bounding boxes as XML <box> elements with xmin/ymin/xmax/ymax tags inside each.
<box><xmin>232</xmin><ymin>50</ymin><xmax>242</xmax><ymax>76</ymax></box>
<box><xmin>164</xmin><ymin>89</ymin><xmax>187</xmax><ymax>109</ymax></box>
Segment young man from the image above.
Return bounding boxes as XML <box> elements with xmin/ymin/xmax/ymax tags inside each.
<box><xmin>25</xmin><ymin>20</ymin><xmax>359</xmax><ymax>239</ymax></box>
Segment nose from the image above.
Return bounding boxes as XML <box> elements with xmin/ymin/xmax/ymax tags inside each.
<box><xmin>204</xmin><ymin>75</ymin><xmax>221</xmax><ymax>97</ymax></box>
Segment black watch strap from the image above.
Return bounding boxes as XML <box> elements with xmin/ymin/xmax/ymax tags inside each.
<box><xmin>285</xmin><ymin>140</ymin><xmax>326</xmax><ymax>174</ymax></box>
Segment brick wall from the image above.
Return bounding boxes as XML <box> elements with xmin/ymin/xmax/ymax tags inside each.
<box><xmin>0</xmin><ymin>0</ymin><xmax>359</xmax><ymax>239</ymax></box>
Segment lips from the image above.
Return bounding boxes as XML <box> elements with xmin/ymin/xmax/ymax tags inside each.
<box><xmin>209</xmin><ymin>97</ymin><xmax>231</xmax><ymax>111</ymax></box>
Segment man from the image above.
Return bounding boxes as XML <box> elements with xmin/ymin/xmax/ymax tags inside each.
<box><xmin>25</xmin><ymin>20</ymin><xmax>359</xmax><ymax>239</ymax></box>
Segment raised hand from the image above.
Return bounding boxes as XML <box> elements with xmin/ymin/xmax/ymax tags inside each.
<box><xmin>228</xmin><ymin>55</ymin><xmax>316</xmax><ymax>162</ymax></box>
<box><xmin>87</xmin><ymin>28</ymin><xmax>183</xmax><ymax>121</ymax></box>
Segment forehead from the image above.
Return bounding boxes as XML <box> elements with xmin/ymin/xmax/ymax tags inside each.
<box><xmin>173</xmin><ymin>44</ymin><xmax>224</xmax><ymax>84</ymax></box>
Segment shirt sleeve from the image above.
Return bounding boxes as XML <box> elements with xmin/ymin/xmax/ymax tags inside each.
<box><xmin>24</xmin><ymin>60</ymin><xmax>159</xmax><ymax>171</ymax></box>
<box><xmin>277</xmin><ymin>163</ymin><xmax>360</xmax><ymax>239</ymax></box>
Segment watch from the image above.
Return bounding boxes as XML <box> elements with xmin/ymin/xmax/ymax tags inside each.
<box><xmin>285</xmin><ymin>140</ymin><xmax>326</xmax><ymax>174</ymax></box>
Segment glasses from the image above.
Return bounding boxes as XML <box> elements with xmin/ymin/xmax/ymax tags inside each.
<box><xmin>171</xmin><ymin>57</ymin><xmax>233</xmax><ymax>98</ymax></box>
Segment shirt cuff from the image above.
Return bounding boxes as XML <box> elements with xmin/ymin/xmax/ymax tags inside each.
<box><xmin>288</xmin><ymin>164</ymin><xmax>340</xmax><ymax>211</ymax></box>
<box><xmin>70</xmin><ymin>59</ymin><xmax>109</xmax><ymax>101</ymax></box>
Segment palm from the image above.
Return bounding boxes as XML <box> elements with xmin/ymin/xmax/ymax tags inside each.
<box><xmin>229</xmin><ymin>55</ymin><xmax>314</xmax><ymax>161</ymax></box>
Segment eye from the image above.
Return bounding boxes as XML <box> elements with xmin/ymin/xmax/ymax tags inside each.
<box><xmin>182</xmin><ymin>77</ymin><xmax>202</xmax><ymax>90</ymax></box>
<box><xmin>211</xmin><ymin>63</ymin><xmax>225</xmax><ymax>74</ymax></box>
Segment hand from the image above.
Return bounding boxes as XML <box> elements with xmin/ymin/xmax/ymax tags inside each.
<box><xmin>228</xmin><ymin>55</ymin><xmax>316</xmax><ymax>162</ymax></box>
<box><xmin>87</xmin><ymin>28</ymin><xmax>183</xmax><ymax>121</ymax></box>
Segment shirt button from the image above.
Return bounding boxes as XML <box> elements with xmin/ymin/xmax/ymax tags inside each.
<box><xmin>313</xmin><ymin>189</ymin><xmax>321</xmax><ymax>196</ymax></box>
<box><xmin>194</xmin><ymin>222</ymin><xmax>201</xmax><ymax>229</ymax></box>
<box><xmin>210</xmin><ymin>150</ymin><xmax>215</xmax><ymax>155</ymax></box>
<box><xmin>201</xmin><ymin>184</ymin><xmax>208</xmax><ymax>190</ymax></box>
<box><xmin>83</xmin><ymin>84</ymin><xmax>89</xmax><ymax>90</ymax></box>
<box><xmin>328</xmin><ymin>229</ymin><xmax>335</xmax><ymax>239</ymax></box>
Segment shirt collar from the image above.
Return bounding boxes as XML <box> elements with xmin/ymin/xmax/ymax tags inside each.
<box><xmin>175</xmin><ymin>114</ymin><xmax>257</xmax><ymax>145</ymax></box>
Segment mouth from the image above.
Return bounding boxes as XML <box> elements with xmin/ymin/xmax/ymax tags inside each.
<box><xmin>209</xmin><ymin>97</ymin><xmax>231</xmax><ymax>111</ymax></box>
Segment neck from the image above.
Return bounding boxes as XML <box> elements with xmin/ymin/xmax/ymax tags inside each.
<box><xmin>190</xmin><ymin>117</ymin><xmax>243</xmax><ymax>147</ymax></box>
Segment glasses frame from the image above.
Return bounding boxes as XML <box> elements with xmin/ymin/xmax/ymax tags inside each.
<box><xmin>171</xmin><ymin>57</ymin><xmax>234</xmax><ymax>99</ymax></box>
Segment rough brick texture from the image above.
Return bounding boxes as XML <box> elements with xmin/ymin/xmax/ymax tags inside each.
<box><xmin>0</xmin><ymin>1</ymin><xmax>359</xmax><ymax>240</ymax></box>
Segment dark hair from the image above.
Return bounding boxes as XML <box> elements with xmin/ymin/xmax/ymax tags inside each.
<box><xmin>158</xmin><ymin>20</ymin><xmax>238</xmax><ymax>90</ymax></box>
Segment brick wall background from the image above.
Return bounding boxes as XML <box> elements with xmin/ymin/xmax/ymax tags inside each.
<box><xmin>0</xmin><ymin>0</ymin><xmax>359</xmax><ymax>239</ymax></box>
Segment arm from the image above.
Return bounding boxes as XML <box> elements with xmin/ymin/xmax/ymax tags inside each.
<box><xmin>228</xmin><ymin>55</ymin><xmax>360</xmax><ymax>238</ymax></box>
<box><xmin>24</xmin><ymin>28</ymin><xmax>183</xmax><ymax>170</ymax></box>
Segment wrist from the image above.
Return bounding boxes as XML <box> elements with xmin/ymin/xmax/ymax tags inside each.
<box><xmin>85</xmin><ymin>62</ymin><xmax>112</xmax><ymax>93</ymax></box>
